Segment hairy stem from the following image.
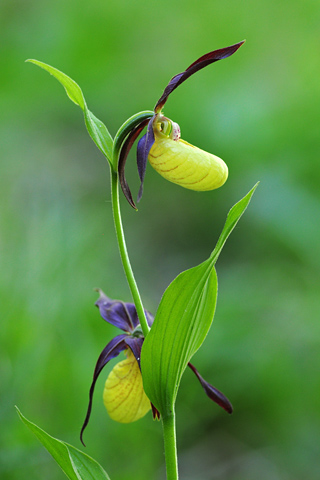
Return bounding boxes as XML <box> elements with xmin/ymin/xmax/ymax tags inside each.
<box><xmin>162</xmin><ymin>411</ymin><xmax>179</xmax><ymax>480</ymax></box>
<box><xmin>110</xmin><ymin>170</ymin><xmax>150</xmax><ymax>338</ymax></box>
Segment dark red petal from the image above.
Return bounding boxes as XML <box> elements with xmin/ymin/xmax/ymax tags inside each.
<box><xmin>136</xmin><ymin>117</ymin><xmax>155</xmax><ymax>202</ymax></box>
<box><xmin>188</xmin><ymin>362</ymin><xmax>233</xmax><ymax>414</ymax></box>
<box><xmin>151</xmin><ymin>404</ymin><xmax>160</xmax><ymax>420</ymax></box>
<box><xmin>118</xmin><ymin>118</ymin><xmax>150</xmax><ymax>209</ymax></box>
<box><xmin>80</xmin><ymin>334</ymin><xmax>128</xmax><ymax>445</ymax></box>
<box><xmin>154</xmin><ymin>40</ymin><xmax>245</xmax><ymax>112</ymax></box>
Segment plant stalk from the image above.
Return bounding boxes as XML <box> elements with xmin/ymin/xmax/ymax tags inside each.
<box><xmin>162</xmin><ymin>411</ymin><xmax>179</xmax><ymax>480</ymax></box>
<box><xmin>110</xmin><ymin>170</ymin><xmax>150</xmax><ymax>338</ymax></box>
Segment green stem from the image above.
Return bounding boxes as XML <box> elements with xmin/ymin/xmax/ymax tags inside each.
<box><xmin>162</xmin><ymin>411</ymin><xmax>179</xmax><ymax>480</ymax></box>
<box><xmin>110</xmin><ymin>170</ymin><xmax>150</xmax><ymax>338</ymax></box>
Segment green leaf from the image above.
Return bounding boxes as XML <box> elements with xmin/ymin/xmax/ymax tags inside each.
<box><xmin>141</xmin><ymin>183</ymin><xmax>258</xmax><ymax>417</ymax></box>
<box><xmin>84</xmin><ymin>109</ymin><xmax>114</xmax><ymax>163</ymax></box>
<box><xmin>26</xmin><ymin>59</ymin><xmax>113</xmax><ymax>165</ymax></box>
<box><xmin>16</xmin><ymin>407</ymin><xmax>111</xmax><ymax>480</ymax></box>
<box><xmin>210</xmin><ymin>182</ymin><xmax>259</xmax><ymax>264</ymax></box>
<box><xmin>141</xmin><ymin>260</ymin><xmax>217</xmax><ymax>416</ymax></box>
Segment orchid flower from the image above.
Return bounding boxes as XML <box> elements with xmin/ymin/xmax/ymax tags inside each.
<box><xmin>80</xmin><ymin>289</ymin><xmax>233</xmax><ymax>446</ymax></box>
<box><xmin>118</xmin><ymin>41</ymin><xmax>245</xmax><ymax>209</ymax></box>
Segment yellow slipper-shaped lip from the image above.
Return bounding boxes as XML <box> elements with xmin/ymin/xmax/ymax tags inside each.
<box><xmin>103</xmin><ymin>350</ymin><xmax>151</xmax><ymax>423</ymax></box>
<box><xmin>148</xmin><ymin>114</ymin><xmax>228</xmax><ymax>192</ymax></box>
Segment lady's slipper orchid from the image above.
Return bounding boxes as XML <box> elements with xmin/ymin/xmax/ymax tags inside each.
<box><xmin>80</xmin><ymin>289</ymin><xmax>233</xmax><ymax>445</ymax></box>
<box><xmin>80</xmin><ymin>289</ymin><xmax>155</xmax><ymax>446</ymax></box>
<box><xmin>118</xmin><ymin>41</ymin><xmax>245</xmax><ymax>209</ymax></box>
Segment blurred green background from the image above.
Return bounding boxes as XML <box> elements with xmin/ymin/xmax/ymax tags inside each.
<box><xmin>1</xmin><ymin>0</ymin><xmax>319</xmax><ymax>479</ymax></box>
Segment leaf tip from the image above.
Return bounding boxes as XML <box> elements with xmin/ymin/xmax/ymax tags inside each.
<box><xmin>15</xmin><ymin>405</ymin><xmax>22</xmax><ymax>416</ymax></box>
<box><xmin>15</xmin><ymin>405</ymin><xmax>27</xmax><ymax>425</ymax></box>
<box><xmin>25</xmin><ymin>59</ymin><xmax>38</xmax><ymax>65</ymax></box>
<box><xmin>251</xmin><ymin>181</ymin><xmax>260</xmax><ymax>193</ymax></box>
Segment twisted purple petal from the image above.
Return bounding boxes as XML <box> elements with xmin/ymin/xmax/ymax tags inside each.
<box><xmin>154</xmin><ymin>41</ymin><xmax>245</xmax><ymax>112</ymax></box>
<box><xmin>188</xmin><ymin>362</ymin><xmax>233</xmax><ymax>414</ymax></box>
<box><xmin>118</xmin><ymin>118</ymin><xmax>150</xmax><ymax>209</ymax></box>
<box><xmin>124</xmin><ymin>336</ymin><xmax>144</xmax><ymax>367</ymax></box>
<box><xmin>136</xmin><ymin>117</ymin><xmax>155</xmax><ymax>202</ymax></box>
<box><xmin>80</xmin><ymin>334</ymin><xmax>128</xmax><ymax>445</ymax></box>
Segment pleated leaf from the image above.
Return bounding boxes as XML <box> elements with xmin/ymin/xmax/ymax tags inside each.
<box><xmin>26</xmin><ymin>60</ymin><xmax>113</xmax><ymax>165</ymax></box>
<box><xmin>141</xmin><ymin>259</ymin><xmax>218</xmax><ymax>415</ymax></box>
<box><xmin>141</xmin><ymin>183</ymin><xmax>258</xmax><ymax>417</ymax></box>
<box><xmin>16</xmin><ymin>407</ymin><xmax>111</xmax><ymax>480</ymax></box>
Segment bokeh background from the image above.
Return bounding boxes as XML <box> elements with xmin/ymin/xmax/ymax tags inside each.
<box><xmin>1</xmin><ymin>0</ymin><xmax>319</xmax><ymax>479</ymax></box>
